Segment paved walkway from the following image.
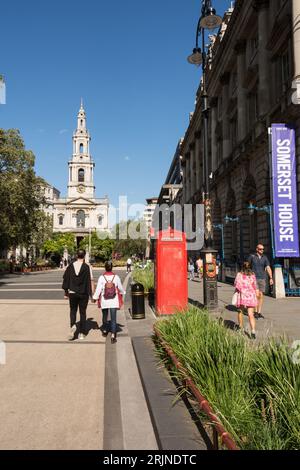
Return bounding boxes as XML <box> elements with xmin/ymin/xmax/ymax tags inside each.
<box><xmin>188</xmin><ymin>278</ymin><xmax>300</xmax><ymax>343</ymax></box>
<box><xmin>3</xmin><ymin>270</ymin><xmax>299</xmax><ymax>450</ymax></box>
<box><xmin>0</xmin><ymin>273</ymin><xmax>157</xmax><ymax>450</ymax></box>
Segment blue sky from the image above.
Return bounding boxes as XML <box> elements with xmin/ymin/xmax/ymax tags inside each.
<box><xmin>1</xmin><ymin>0</ymin><xmax>231</xmax><ymax>211</ymax></box>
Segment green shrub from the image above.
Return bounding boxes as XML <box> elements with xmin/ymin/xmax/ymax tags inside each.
<box><xmin>0</xmin><ymin>260</ymin><xmax>9</xmax><ymax>271</ymax></box>
<box><xmin>155</xmin><ymin>308</ymin><xmax>300</xmax><ymax>450</ymax></box>
<box><xmin>132</xmin><ymin>263</ymin><xmax>154</xmax><ymax>292</ymax></box>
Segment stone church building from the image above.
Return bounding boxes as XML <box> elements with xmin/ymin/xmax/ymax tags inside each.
<box><xmin>46</xmin><ymin>101</ymin><xmax>109</xmax><ymax>246</ymax></box>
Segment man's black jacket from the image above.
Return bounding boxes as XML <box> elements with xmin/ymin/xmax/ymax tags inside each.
<box><xmin>62</xmin><ymin>262</ymin><xmax>91</xmax><ymax>296</ymax></box>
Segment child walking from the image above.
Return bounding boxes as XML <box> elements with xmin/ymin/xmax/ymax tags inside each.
<box><xmin>234</xmin><ymin>261</ymin><xmax>258</xmax><ymax>339</ymax></box>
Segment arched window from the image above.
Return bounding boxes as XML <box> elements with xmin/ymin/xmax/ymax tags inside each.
<box><xmin>77</xmin><ymin>210</ymin><xmax>85</xmax><ymax>228</ymax></box>
<box><xmin>80</xmin><ymin>119</ymin><xmax>83</xmax><ymax>127</ymax></box>
<box><xmin>58</xmin><ymin>215</ymin><xmax>64</xmax><ymax>226</ymax></box>
<box><xmin>78</xmin><ymin>168</ymin><xmax>85</xmax><ymax>182</ymax></box>
<box><xmin>79</xmin><ymin>143</ymin><xmax>84</xmax><ymax>154</ymax></box>
<box><xmin>98</xmin><ymin>215</ymin><xmax>103</xmax><ymax>225</ymax></box>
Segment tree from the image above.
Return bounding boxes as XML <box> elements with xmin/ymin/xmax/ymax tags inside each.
<box><xmin>42</xmin><ymin>232</ymin><xmax>76</xmax><ymax>259</ymax></box>
<box><xmin>112</xmin><ymin>220</ymin><xmax>148</xmax><ymax>259</ymax></box>
<box><xmin>79</xmin><ymin>232</ymin><xmax>115</xmax><ymax>261</ymax></box>
<box><xmin>31</xmin><ymin>211</ymin><xmax>53</xmax><ymax>256</ymax></box>
<box><xmin>0</xmin><ymin>129</ymin><xmax>46</xmax><ymax>252</ymax></box>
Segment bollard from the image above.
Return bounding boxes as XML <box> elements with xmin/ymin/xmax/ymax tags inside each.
<box><xmin>131</xmin><ymin>282</ymin><xmax>145</xmax><ymax>319</ymax></box>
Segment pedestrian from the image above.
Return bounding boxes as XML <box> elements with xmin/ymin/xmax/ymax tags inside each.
<box><xmin>60</xmin><ymin>259</ymin><xmax>63</xmax><ymax>269</ymax></box>
<box><xmin>126</xmin><ymin>257</ymin><xmax>132</xmax><ymax>273</ymax></box>
<box><xmin>62</xmin><ymin>249</ymin><xmax>95</xmax><ymax>341</ymax></box>
<box><xmin>196</xmin><ymin>256</ymin><xmax>203</xmax><ymax>279</ymax></box>
<box><xmin>93</xmin><ymin>261</ymin><xmax>126</xmax><ymax>344</ymax></box>
<box><xmin>248</xmin><ymin>244</ymin><xmax>273</xmax><ymax>319</ymax></box>
<box><xmin>188</xmin><ymin>258</ymin><xmax>195</xmax><ymax>281</ymax></box>
<box><xmin>234</xmin><ymin>261</ymin><xmax>258</xmax><ymax>339</ymax></box>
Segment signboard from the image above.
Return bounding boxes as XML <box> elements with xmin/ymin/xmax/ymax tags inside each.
<box><xmin>271</xmin><ymin>124</ymin><xmax>299</xmax><ymax>258</ymax></box>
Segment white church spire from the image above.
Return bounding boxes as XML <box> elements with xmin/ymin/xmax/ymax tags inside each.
<box><xmin>77</xmin><ymin>99</ymin><xmax>86</xmax><ymax>130</ymax></box>
<box><xmin>68</xmin><ymin>101</ymin><xmax>95</xmax><ymax>199</ymax></box>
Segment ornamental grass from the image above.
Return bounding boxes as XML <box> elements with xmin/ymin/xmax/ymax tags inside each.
<box><xmin>155</xmin><ymin>307</ymin><xmax>300</xmax><ymax>450</ymax></box>
<box><xmin>132</xmin><ymin>263</ymin><xmax>155</xmax><ymax>292</ymax></box>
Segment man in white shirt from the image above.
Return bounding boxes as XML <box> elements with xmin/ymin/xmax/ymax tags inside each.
<box><xmin>126</xmin><ymin>257</ymin><xmax>132</xmax><ymax>273</ymax></box>
<box><xmin>62</xmin><ymin>249</ymin><xmax>94</xmax><ymax>340</ymax></box>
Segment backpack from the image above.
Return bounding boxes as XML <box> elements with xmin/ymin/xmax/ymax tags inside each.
<box><xmin>103</xmin><ymin>275</ymin><xmax>116</xmax><ymax>300</ymax></box>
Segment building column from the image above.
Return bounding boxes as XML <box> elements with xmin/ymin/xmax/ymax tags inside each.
<box><xmin>185</xmin><ymin>153</ymin><xmax>191</xmax><ymax>202</ymax></box>
<box><xmin>195</xmin><ymin>131</ymin><xmax>202</xmax><ymax>194</ymax></box>
<box><xmin>235</xmin><ymin>41</ymin><xmax>247</xmax><ymax>141</ymax></box>
<box><xmin>256</xmin><ymin>0</ymin><xmax>271</xmax><ymax>116</ymax></box>
<box><xmin>181</xmin><ymin>160</ymin><xmax>187</xmax><ymax>204</ymax></box>
<box><xmin>220</xmin><ymin>73</ymin><xmax>231</xmax><ymax>160</ymax></box>
<box><xmin>210</xmin><ymin>99</ymin><xmax>218</xmax><ymax>172</ymax></box>
<box><xmin>190</xmin><ymin>143</ymin><xmax>196</xmax><ymax>200</ymax></box>
<box><xmin>293</xmin><ymin>0</ymin><xmax>300</xmax><ymax>98</ymax></box>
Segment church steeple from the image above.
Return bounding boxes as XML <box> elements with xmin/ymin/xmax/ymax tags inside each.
<box><xmin>67</xmin><ymin>101</ymin><xmax>95</xmax><ymax>199</ymax></box>
<box><xmin>77</xmin><ymin>98</ymin><xmax>86</xmax><ymax>131</ymax></box>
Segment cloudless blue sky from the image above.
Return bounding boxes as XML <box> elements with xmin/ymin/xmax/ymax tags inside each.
<box><xmin>1</xmin><ymin>0</ymin><xmax>231</xmax><ymax>212</ymax></box>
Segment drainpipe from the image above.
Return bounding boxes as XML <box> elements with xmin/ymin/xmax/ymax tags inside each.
<box><xmin>292</xmin><ymin>0</ymin><xmax>300</xmax><ymax>104</ymax></box>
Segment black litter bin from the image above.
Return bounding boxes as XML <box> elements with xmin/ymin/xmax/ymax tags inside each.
<box><xmin>131</xmin><ymin>282</ymin><xmax>145</xmax><ymax>319</ymax></box>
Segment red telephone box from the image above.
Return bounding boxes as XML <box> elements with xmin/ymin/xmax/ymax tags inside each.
<box><xmin>155</xmin><ymin>229</ymin><xmax>188</xmax><ymax>315</ymax></box>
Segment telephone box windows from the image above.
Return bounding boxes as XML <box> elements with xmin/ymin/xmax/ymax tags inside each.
<box><xmin>77</xmin><ymin>210</ymin><xmax>85</xmax><ymax>228</ymax></box>
<box><xmin>78</xmin><ymin>168</ymin><xmax>85</xmax><ymax>182</ymax></box>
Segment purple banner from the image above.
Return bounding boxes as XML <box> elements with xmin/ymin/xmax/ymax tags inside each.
<box><xmin>272</xmin><ymin>124</ymin><xmax>299</xmax><ymax>258</ymax></box>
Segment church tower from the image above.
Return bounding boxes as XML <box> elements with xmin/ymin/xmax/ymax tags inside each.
<box><xmin>67</xmin><ymin>100</ymin><xmax>95</xmax><ymax>199</ymax></box>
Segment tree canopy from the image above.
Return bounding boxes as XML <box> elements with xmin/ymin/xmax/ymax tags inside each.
<box><xmin>0</xmin><ymin>129</ymin><xmax>47</xmax><ymax>252</ymax></box>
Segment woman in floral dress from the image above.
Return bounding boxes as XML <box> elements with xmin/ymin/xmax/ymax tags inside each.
<box><xmin>234</xmin><ymin>261</ymin><xmax>258</xmax><ymax>339</ymax></box>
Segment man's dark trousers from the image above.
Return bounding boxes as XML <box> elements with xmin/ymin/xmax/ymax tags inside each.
<box><xmin>69</xmin><ymin>293</ymin><xmax>89</xmax><ymax>334</ymax></box>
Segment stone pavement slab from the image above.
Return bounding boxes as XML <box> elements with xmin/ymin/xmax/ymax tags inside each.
<box><xmin>188</xmin><ymin>279</ymin><xmax>300</xmax><ymax>342</ymax></box>
<box><xmin>0</xmin><ymin>302</ymin><xmax>105</xmax><ymax>450</ymax></box>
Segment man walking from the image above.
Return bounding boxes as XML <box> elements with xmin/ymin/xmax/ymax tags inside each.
<box><xmin>126</xmin><ymin>257</ymin><xmax>132</xmax><ymax>273</ymax></box>
<box><xmin>248</xmin><ymin>244</ymin><xmax>273</xmax><ymax>319</ymax></box>
<box><xmin>62</xmin><ymin>249</ymin><xmax>95</xmax><ymax>340</ymax></box>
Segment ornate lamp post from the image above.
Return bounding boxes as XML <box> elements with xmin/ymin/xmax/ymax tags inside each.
<box><xmin>187</xmin><ymin>1</ymin><xmax>222</xmax><ymax>310</ymax></box>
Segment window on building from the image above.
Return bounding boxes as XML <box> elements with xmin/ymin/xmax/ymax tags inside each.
<box><xmin>247</xmin><ymin>90</ymin><xmax>258</xmax><ymax>130</ymax></box>
<box><xmin>217</xmin><ymin>139</ymin><xmax>222</xmax><ymax>165</ymax></box>
<box><xmin>77</xmin><ymin>210</ymin><xmax>85</xmax><ymax>228</ymax></box>
<box><xmin>58</xmin><ymin>215</ymin><xmax>64</xmax><ymax>226</ymax></box>
<box><xmin>230</xmin><ymin>117</ymin><xmax>238</xmax><ymax>149</ymax></box>
<box><xmin>217</xmin><ymin>97</ymin><xmax>222</xmax><ymax>119</ymax></box>
<box><xmin>81</xmin><ymin>119</ymin><xmax>83</xmax><ymax>127</ymax></box>
<box><xmin>98</xmin><ymin>215</ymin><xmax>103</xmax><ymax>225</ymax></box>
<box><xmin>281</xmin><ymin>48</ymin><xmax>291</xmax><ymax>91</ymax></box>
<box><xmin>79</xmin><ymin>143</ymin><xmax>84</xmax><ymax>154</ymax></box>
<box><xmin>78</xmin><ymin>168</ymin><xmax>85</xmax><ymax>182</ymax></box>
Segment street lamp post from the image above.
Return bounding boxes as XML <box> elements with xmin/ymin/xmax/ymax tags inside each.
<box><xmin>89</xmin><ymin>228</ymin><xmax>92</xmax><ymax>263</ymax></box>
<box><xmin>187</xmin><ymin>1</ymin><xmax>222</xmax><ymax>310</ymax></box>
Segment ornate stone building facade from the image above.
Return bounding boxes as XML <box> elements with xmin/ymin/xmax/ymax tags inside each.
<box><xmin>48</xmin><ymin>101</ymin><xmax>109</xmax><ymax>245</ymax></box>
<box><xmin>161</xmin><ymin>0</ymin><xmax>300</xmax><ymax>290</ymax></box>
